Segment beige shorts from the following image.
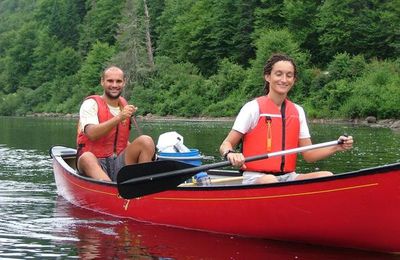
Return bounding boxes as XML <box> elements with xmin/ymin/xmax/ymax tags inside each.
<box><xmin>242</xmin><ymin>171</ymin><xmax>299</xmax><ymax>184</ymax></box>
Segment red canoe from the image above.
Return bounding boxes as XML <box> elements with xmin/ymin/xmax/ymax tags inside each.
<box><xmin>50</xmin><ymin>145</ymin><xmax>400</xmax><ymax>253</ymax></box>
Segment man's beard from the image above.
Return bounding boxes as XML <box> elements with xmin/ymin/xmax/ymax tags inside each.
<box><xmin>104</xmin><ymin>89</ymin><xmax>122</xmax><ymax>99</ymax></box>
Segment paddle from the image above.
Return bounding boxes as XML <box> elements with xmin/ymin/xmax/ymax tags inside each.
<box><xmin>117</xmin><ymin>139</ymin><xmax>343</xmax><ymax>199</ymax></box>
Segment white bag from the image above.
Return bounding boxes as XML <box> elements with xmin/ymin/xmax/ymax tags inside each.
<box><xmin>156</xmin><ymin>131</ymin><xmax>191</xmax><ymax>153</ymax></box>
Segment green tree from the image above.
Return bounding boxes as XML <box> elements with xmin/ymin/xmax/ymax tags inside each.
<box><xmin>0</xmin><ymin>91</ymin><xmax>24</xmax><ymax>115</ymax></box>
<box><xmin>132</xmin><ymin>56</ymin><xmax>207</xmax><ymax>116</ymax></box>
<box><xmin>145</xmin><ymin>0</ymin><xmax>165</xmax><ymax>50</ymax></box>
<box><xmin>341</xmin><ymin>60</ymin><xmax>400</xmax><ymax>119</ymax></box>
<box><xmin>111</xmin><ymin>0</ymin><xmax>155</xmax><ymax>100</ymax></box>
<box><xmin>326</xmin><ymin>53</ymin><xmax>366</xmax><ymax>81</ymax></box>
<box><xmin>0</xmin><ymin>0</ymin><xmax>36</xmax><ymax>34</ymax></box>
<box><xmin>78</xmin><ymin>0</ymin><xmax>124</xmax><ymax>53</ymax></box>
<box><xmin>156</xmin><ymin>0</ymin><xmax>195</xmax><ymax>58</ymax></box>
<box><xmin>317</xmin><ymin>0</ymin><xmax>400</xmax><ymax>62</ymax></box>
<box><xmin>253</xmin><ymin>0</ymin><xmax>284</xmax><ymax>33</ymax></box>
<box><xmin>202</xmin><ymin>59</ymin><xmax>247</xmax><ymax>116</ymax></box>
<box><xmin>282</xmin><ymin>0</ymin><xmax>322</xmax><ymax>65</ymax></box>
<box><xmin>0</xmin><ymin>22</ymin><xmax>39</xmax><ymax>93</ymax></box>
<box><xmin>35</xmin><ymin>0</ymin><xmax>86</xmax><ymax>47</ymax></box>
<box><xmin>22</xmin><ymin>30</ymin><xmax>59</xmax><ymax>90</ymax></box>
<box><xmin>243</xmin><ymin>29</ymin><xmax>310</xmax><ymax>99</ymax></box>
<box><xmin>157</xmin><ymin>0</ymin><xmax>256</xmax><ymax>75</ymax></box>
<box><xmin>70</xmin><ymin>41</ymin><xmax>116</xmax><ymax>108</ymax></box>
<box><xmin>44</xmin><ymin>75</ymin><xmax>79</xmax><ymax>113</ymax></box>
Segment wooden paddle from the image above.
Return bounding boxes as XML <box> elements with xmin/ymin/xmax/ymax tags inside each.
<box><xmin>117</xmin><ymin>140</ymin><xmax>342</xmax><ymax>199</ymax></box>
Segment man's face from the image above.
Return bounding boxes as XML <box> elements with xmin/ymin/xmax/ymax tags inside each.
<box><xmin>101</xmin><ymin>68</ymin><xmax>126</xmax><ymax>99</ymax></box>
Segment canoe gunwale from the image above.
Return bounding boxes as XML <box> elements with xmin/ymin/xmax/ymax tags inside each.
<box><xmin>50</xmin><ymin>145</ymin><xmax>116</xmax><ymax>187</ymax></box>
<box><xmin>50</xmin><ymin>145</ymin><xmax>400</xmax><ymax>191</ymax></box>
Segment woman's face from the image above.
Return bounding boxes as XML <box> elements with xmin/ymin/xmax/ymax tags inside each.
<box><xmin>265</xmin><ymin>61</ymin><xmax>296</xmax><ymax>96</ymax></box>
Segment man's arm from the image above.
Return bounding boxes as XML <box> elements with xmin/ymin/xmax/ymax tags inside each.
<box><xmin>84</xmin><ymin>115</ymin><xmax>125</xmax><ymax>141</ymax></box>
<box><xmin>81</xmin><ymin>100</ymin><xmax>136</xmax><ymax>141</ymax></box>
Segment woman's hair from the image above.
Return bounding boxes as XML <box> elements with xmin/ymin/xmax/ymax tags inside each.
<box><xmin>263</xmin><ymin>53</ymin><xmax>297</xmax><ymax>94</ymax></box>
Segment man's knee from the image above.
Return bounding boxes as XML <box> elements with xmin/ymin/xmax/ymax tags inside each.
<box><xmin>131</xmin><ymin>135</ymin><xmax>155</xmax><ymax>150</ymax></box>
<box><xmin>79</xmin><ymin>152</ymin><xmax>96</xmax><ymax>162</ymax></box>
<box><xmin>137</xmin><ymin>135</ymin><xmax>155</xmax><ymax>146</ymax></box>
<box><xmin>77</xmin><ymin>152</ymin><xmax>97</xmax><ymax>169</ymax></box>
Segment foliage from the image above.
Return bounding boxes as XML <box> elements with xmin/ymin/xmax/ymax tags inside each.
<box><xmin>78</xmin><ymin>0</ymin><xmax>124</xmax><ymax>53</ymax></box>
<box><xmin>316</xmin><ymin>0</ymin><xmax>400</xmax><ymax>62</ymax></box>
<box><xmin>326</xmin><ymin>53</ymin><xmax>366</xmax><ymax>81</ymax></box>
<box><xmin>0</xmin><ymin>0</ymin><xmax>398</xmax><ymax>119</ymax></box>
<box><xmin>70</xmin><ymin>41</ymin><xmax>116</xmax><ymax>108</ymax></box>
<box><xmin>0</xmin><ymin>22</ymin><xmax>38</xmax><ymax>92</ymax></box>
<box><xmin>145</xmin><ymin>0</ymin><xmax>165</xmax><ymax>50</ymax></box>
<box><xmin>253</xmin><ymin>0</ymin><xmax>285</xmax><ymax>32</ymax></box>
<box><xmin>305</xmin><ymin>53</ymin><xmax>367</xmax><ymax>118</ymax></box>
<box><xmin>132</xmin><ymin>56</ymin><xmax>208</xmax><ymax>117</ymax></box>
<box><xmin>243</xmin><ymin>28</ymin><xmax>310</xmax><ymax>100</ymax></box>
<box><xmin>35</xmin><ymin>0</ymin><xmax>86</xmax><ymax>47</ymax></box>
<box><xmin>340</xmin><ymin>60</ymin><xmax>400</xmax><ymax>119</ymax></box>
<box><xmin>0</xmin><ymin>92</ymin><xmax>24</xmax><ymax>116</ymax></box>
<box><xmin>112</xmin><ymin>0</ymin><xmax>155</xmax><ymax>100</ymax></box>
<box><xmin>201</xmin><ymin>59</ymin><xmax>248</xmax><ymax>116</ymax></box>
<box><xmin>157</xmin><ymin>0</ymin><xmax>256</xmax><ymax>76</ymax></box>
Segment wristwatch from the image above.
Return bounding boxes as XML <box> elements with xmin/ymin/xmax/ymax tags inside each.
<box><xmin>223</xmin><ymin>149</ymin><xmax>235</xmax><ymax>160</ymax></box>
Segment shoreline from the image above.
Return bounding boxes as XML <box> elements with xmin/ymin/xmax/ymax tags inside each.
<box><xmin>23</xmin><ymin>113</ymin><xmax>400</xmax><ymax>130</ymax></box>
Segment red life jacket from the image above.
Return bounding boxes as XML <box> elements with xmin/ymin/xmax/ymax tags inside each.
<box><xmin>242</xmin><ymin>96</ymin><xmax>300</xmax><ymax>173</ymax></box>
<box><xmin>76</xmin><ymin>95</ymin><xmax>131</xmax><ymax>158</ymax></box>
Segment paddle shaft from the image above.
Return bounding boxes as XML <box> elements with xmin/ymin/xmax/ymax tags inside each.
<box><xmin>179</xmin><ymin>176</ymin><xmax>244</xmax><ymax>186</ymax></box>
<box><xmin>131</xmin><ymin>115</ymin><xmax>142</xmax><ymax>136</ymax></box>
<box><xmin>121</xmin><ymin>140</ymin><xmax>341</xmax><ymax>185</ymax></box>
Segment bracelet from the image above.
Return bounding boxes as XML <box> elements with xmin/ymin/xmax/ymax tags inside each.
<box><xmin>223</xmin><ymin>149</ymin><xmax>235</xmax><ymax>160</ymax></box>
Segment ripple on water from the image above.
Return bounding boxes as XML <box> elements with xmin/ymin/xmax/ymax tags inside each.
<box><xmin>1</xmin><ymin>123</ymin><xmax>400</xmax><ymax>259</ymax></box>
<box><xmin>0</xmin><ymin>146</ymin><xmax>54</xmax><ymax>184</ymax></box>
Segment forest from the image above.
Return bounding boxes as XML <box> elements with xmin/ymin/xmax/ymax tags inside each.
<box><xmin>0</xmin><ymin>0</ymin><xmax>399</xmax><ymax>119</ymax></box>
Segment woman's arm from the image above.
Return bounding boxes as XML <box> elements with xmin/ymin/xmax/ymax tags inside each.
<box><xmin>219</xmin><ymin>130</ymin><xmax>245</xmax><ymax>167</ymax></box>
<box><xmin>300</xmin><ymin>135</ymin><xmax>353</xmax><ymax>163</ymax></box>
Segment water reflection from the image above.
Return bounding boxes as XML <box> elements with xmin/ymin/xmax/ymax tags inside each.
<box><xmin>0</xmin><ymin>181</ymin><xmax>59</xmax><ymax>259</ymax></box>
<box><xmin>1</xmin><ymin>117</ymin><xmax>400</xmax><ymax>259</ymax></box>
<box><xmin>0</xmin><ymin>142</ymin><xmax>60</xmax><ymax>259</ymax></box>
<box><xmin>50</xmin><ymin>197</ymin><xmax>395</xmax><ymax>259</ymax></box>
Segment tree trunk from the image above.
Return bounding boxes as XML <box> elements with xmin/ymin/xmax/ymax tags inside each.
<box><xmin>143</xmin><ymin>0</ymin><xmax>154</xmax><ymax>68</ymax></box>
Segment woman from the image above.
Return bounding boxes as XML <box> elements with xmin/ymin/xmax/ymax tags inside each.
<box><xmin>219</xmin><ymin>53</ymin><xmax>353</xmax><ymax>184</ymax></box>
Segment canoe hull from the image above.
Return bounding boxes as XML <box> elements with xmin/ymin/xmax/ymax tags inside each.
<box><xmin>51</xmin><ymin>146</ymin><xmax>400</xmax><ymax>253</ymax></box>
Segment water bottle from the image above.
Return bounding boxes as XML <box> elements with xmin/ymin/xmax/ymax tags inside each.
<box><xmin>195</xmin><ymin>172</ymin><xmax>211</xmax><ymax>186</ymax></box>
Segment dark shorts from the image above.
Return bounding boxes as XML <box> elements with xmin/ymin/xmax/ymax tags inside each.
<box><xmin>98</xmin><ymin>152</ymin><xmax>126</xmax><ymax>182</ymax></box>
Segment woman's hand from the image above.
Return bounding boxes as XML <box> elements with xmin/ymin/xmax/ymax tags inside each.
<box><xmin>337</xmin><ymin>135</ymin><xmax>354</xmax><ymax>151</ymax></box>
<box><xmin>225</xmin><ymin>152</ymin><xmax>246</xmax><ymax>169</ymax></box>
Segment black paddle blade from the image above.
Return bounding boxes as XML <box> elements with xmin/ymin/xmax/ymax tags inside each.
<box><xmin>117</xmin><ymin>160</ymin><xmax>197</xmax><ymax>199</ymax></box>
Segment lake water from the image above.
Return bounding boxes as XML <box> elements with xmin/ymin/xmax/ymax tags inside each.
<box><xmin>0</xmin><ymin>116</ymin><xmax>399</xmax><ymax>259</ymax></box>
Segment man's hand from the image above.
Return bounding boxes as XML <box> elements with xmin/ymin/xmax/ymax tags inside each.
<box><xmin>119</xmin><ymin>105</ymin><xmax>137</xmax><ymax>121</ymax></box>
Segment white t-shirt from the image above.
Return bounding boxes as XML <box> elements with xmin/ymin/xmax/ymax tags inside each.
<box><xmin>232</xmin><ymin>99</ymin><xmax>311</xmax><ymax>139</ymax></box>
<box><xmin>79</xmin><ymin>99</ymin><xmax>121</xmax><ymax>132</ymax></box>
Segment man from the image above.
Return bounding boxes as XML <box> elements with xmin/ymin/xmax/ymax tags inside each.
<box><xmin>76</xmin><ymin>66</ymin><xmax>155</xmax><ymax>181</ymax></box>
